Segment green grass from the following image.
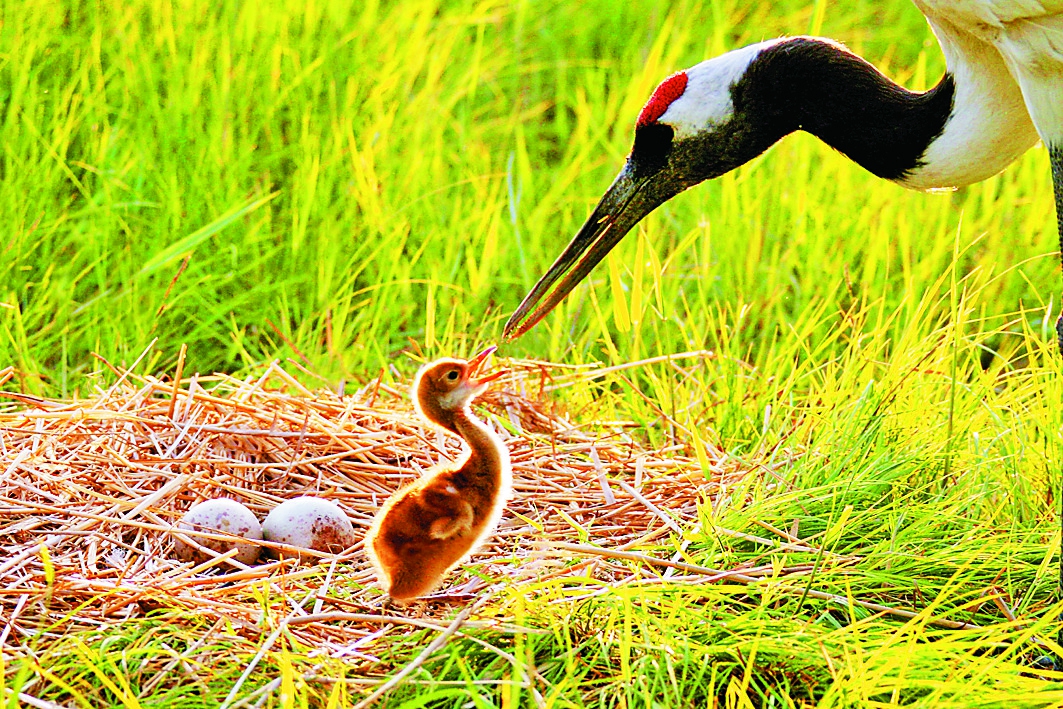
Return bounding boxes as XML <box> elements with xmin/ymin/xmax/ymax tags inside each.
<box><xmin>3</xmin><ymin>0</ymin><xmax>1063</xmax><ymax>706</ymax></box>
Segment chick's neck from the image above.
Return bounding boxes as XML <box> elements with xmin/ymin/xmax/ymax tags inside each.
<box><xmin>449</xmin><ymin>406</ymin><xmax>508</xmax><ymax>490</ymax></box>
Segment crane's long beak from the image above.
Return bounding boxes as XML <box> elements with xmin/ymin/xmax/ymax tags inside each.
<box><xmin>503</xmin><ymin>163</ymin><xmax>650</xmax><ymax>340</ymax></box>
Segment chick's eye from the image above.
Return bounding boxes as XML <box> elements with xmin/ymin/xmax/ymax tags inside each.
<box><xmin>446</xmin><ymin>370</ymin><xmax>460</xmax><ymax>381</ymax></box>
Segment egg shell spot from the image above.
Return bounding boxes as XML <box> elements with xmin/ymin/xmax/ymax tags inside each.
<box><xmin>173</xmin><ymin>498</ymin><xmax>262</xmax><ymax>565</ymax></box>
<box><xmin>262</xmin><ymin>496</ymin><xmax>357</xmax><ymax>558</ymax></box>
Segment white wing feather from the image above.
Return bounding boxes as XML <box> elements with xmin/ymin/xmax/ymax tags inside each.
<box><xmin>914</xmin><ymin>0</ymin><xmax>1063</xmax><ymax>145</ymax></box>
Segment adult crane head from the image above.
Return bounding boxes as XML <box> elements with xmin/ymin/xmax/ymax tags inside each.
<box><xmin>503</xmin><ymin>42</ymin><xmax>786</xmax><ymax>340</ymax></box>
<box><xmin>501</xmin><ymin>34</ymin><xmax>1039</xmax><ymax>339</ymax></box>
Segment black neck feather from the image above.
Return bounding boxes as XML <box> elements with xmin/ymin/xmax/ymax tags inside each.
<box><xmin>734</xmin><ymin>38</ymin><xmax>955</xmax><ymax>181</ymax></box>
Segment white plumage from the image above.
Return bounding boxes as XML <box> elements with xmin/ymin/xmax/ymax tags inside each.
<box><xmin>911</xmin><ymin>1</ymin><xmax>1063</xmax><ymax>186</ymax></box>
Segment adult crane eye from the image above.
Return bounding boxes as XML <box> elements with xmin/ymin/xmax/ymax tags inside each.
<box><xmin>631</xmin><ymin>123</ymin><xmax>675</xmax><ymax>178</ymax></box>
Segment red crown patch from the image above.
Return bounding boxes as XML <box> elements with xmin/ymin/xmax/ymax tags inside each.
<box><xmin>636</xmin><ymin>71</ymin><xmax>689</xmax><ymax>128</ymax></box>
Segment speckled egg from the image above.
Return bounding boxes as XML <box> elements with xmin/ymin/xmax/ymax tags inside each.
<box><xmin>261</xmin><ymin>496</ymin><xmax>356</xmax><ymax>558</ymax></box>
<box><xmin>172</xmin><ymin>498</ymin><xmax>262</xmax><ymax>565</ymax></box>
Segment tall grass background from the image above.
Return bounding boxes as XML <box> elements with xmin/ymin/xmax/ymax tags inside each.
<box><xmin>3</xmin><ymin>0</ymin><xmax>1063</xmax><ymax>705</ymax></box>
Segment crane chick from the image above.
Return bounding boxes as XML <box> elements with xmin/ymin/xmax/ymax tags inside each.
<box><xmin>365</xmin><ymin>347</ymin><xmax>511</xmax><ymax>602</ymax></box>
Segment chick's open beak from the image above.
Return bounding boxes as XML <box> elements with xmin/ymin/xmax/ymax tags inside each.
<box><xmin>466</xmin><ymin>346</ymin><xmax>505</xmax><ymax>388</ymax></box>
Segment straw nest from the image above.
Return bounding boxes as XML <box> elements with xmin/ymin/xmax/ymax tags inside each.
<box><xmin>0</xmin><ymin>351</ymin><xmax>793</xmax><ymax>688</ymax></box>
